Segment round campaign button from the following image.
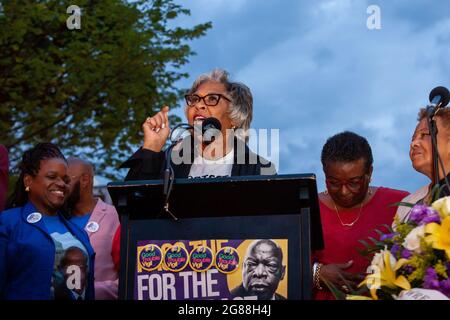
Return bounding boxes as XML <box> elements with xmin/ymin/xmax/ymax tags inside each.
<box><xmin>164</xmin><ymin>245</ymin><xmax>189</xmax><ymax>272</ymax></box>
<box><xmin>26</xmin><ymin>212</ymin><xmax>42</xmax><ymax>224</ymax></box>
<box><xmin>138</xmin><ymin>244</ymin><xmax>163</xmax><ymax>272</ymax></box>
<box><xmin>215</xmin><ymin>246</ymin><xmax>240</xmax><ymax>274</ymax></box>
<box><xmin>189</xmin><ymin>246</ymin><xmax>214</xmax><ymax>272</ymax></box>
<box><xmin>86</xmin><ymin>221</ymin><xmax>99</xmax><ymax>233</ymax></box>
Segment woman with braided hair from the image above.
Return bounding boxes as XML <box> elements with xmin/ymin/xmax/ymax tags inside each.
<box><xmin>0</xmin><ymin>143</ymin><xmax>95</xmax><ymax>300</ymax></box>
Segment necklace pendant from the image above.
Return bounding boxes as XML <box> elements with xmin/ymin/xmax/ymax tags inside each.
<box><xmin>342</xmin><ymin>221</ymin><xmax>355</xmax><ymax>227</ymax></box>
<box><xmin>332</xmin><ymin>201</ymin><xmax>363</xmax><ymax>228</ymax></box>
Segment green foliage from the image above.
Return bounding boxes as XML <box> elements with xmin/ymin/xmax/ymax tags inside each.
<box><xmin>396</xmin><ymin>222</ymin><xmax>415</xmax><ymax>239</ymax></box>
<box><xmin>405</xmin><ymin>240</ymin><xmax>441</xmax><ymax>284</ymax></box>
<box><xmin>407</xmin><ymin>255</ymin><xmax>427</xmax><ymax>283</ymax></box>
<box><xmin>0</xmin><ymin>0</ymin><xmax>211</xmax><ymax>179</ymax></box>
<box><xmin>435</xmin><ymin>261</ymin><xmax>448</xmax><ymax>279</ymax></box>
<box><xmin>321</xmin><ymin>278</ymin><xmax>347</xmax><ymax>300</ymax></box>
<box><xmin>357</xmin><ymin>225</ymin><xmax>394</xmax><ymax>257</ymax></box>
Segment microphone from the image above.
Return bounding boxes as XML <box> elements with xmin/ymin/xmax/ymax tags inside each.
<box><xmin>202</xmin><ymin>117</ymin><xmax>222</xmax><ymax>146</ymax></box>
<box><xmin>161</xmin><ymin>118</ymin><xmax>221</xmax><ymax>218</ymax></box>
<box><xmin>429</xmin><ymin>86</ymin><xmax>450</xmax><ymax>108</ymax></box>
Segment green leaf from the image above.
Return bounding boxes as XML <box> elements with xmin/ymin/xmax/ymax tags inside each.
<box><xmin>392</xmin><ymin>201</ymin><xmax>415</xmax><ymax>208</ymax></box>
<box><xmin>358</xmin><ymin>239</ymin><xmax>371</xmax><ymax>249</ymax></box>
<box><xmin>374</xmin><ymin>229</ymin><xmax>384</xmax><ymax>237</ymax></box>
<box><xmin>368</xmin><ymin>236</ymin><xmax>381</xmax><ymax>245</ymax></box>
<box><xmin>322</xmin><ymin>278</ymin><xmax>347</xmax><ymax>300</ymax></box>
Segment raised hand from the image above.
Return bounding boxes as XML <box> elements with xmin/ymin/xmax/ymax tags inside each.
<box><xmin>142</xmin><ymin>106</ymin><xmax>170</xmax><ymax>152</ymax></box>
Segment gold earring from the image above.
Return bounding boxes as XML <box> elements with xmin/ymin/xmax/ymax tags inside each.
<box><xmin>25</xmin><ymin>186</ymin><xmax>30</xmax><ymax>192</ymax></box>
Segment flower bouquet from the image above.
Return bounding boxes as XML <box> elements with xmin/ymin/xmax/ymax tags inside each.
<box><xmin>350</xmin><ymin>196</ymin><xmax>450</xmax><ymax>300</ymax></box>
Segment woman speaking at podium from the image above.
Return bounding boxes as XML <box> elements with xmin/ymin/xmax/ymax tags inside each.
<box><xmin>121</xmin><ymin>68</ymin><xmax>276</xmax><ymax>179</ymax></box>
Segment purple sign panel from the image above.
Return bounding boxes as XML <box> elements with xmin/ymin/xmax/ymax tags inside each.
<box><xmin>135</xmin><ymin>239</ymin><xmax>288</xmax><ymax>300</ymax></box>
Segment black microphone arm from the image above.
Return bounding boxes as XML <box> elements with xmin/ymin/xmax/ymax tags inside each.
<box><xmin>425</xmin><ymin>86</ymin><xmax>450</xmax><ymax>197</ymax></box>
<box><xmin>160</xmin><ymin>122</ymin><xmax>193</xmax><ymax>220</ymax></box>
<box><xmin>160</xmin><ymin>118</ymin><xmax>222</xmax><ymax>219</ymax></box>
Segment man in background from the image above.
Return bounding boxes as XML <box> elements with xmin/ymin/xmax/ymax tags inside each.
<box><xmin>66</xmin><ymin>157</ymin><xmax>120</xmax><ymax>299</ymax></box>
<box><xmin>55</xmin><ymin>246</ymin><xmax>89</xmax><ymax>300</ymax></box>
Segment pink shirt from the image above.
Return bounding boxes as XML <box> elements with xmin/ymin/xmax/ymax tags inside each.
<box><xmin>86</xmin><ymin>199</ymin><xmax>120</xmax><ymax>299</ymax></box>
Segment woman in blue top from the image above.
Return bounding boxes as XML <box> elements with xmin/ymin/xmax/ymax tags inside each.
<box><xmin>0</xmin><ymin>143</ymin><xmax>95</xmax><ymax>300</ymax></box>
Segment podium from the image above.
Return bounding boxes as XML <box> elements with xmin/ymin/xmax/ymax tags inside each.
<box><xmin>108</xmin><ymin>174</ymin><xmax>323</xmax><ymax>300</ymax></box>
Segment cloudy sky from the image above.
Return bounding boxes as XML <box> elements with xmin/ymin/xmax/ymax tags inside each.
<box><xmin>170</xmin><ymin>0</ymin><xmax>450</xmax><ymax>192</ymax></box>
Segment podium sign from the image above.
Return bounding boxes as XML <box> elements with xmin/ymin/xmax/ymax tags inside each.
<box><xmin>108</xmin><ymin>174</ymin><xmax>323</xmax><ymax>300</ymax></box>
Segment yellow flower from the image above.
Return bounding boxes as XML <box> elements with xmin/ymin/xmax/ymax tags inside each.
<box><xmin>359</xmin><ymin>251</ymin><xmax>411</xmax><ymax>300</ymax></box>
<box><xmin>432</xmin><ymin>196</ymin><xmax>450</xmax><ymax>219</ymax></box>
<box><xmin>425</xmin><ymin>216</ymin><xmax>450</xmax><ymax>259</ymax></box>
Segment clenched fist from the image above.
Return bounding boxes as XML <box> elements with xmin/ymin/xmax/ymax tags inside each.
<box><xmin>142</xmin><ymin>106</ymin><xmax>170</xmax><ymax>152</ymax></box>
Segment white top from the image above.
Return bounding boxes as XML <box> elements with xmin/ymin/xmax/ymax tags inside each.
<box><xmin>188</xmin><ymin>149</ymin><xmax>234</xmax><ymax>178</ymax></box>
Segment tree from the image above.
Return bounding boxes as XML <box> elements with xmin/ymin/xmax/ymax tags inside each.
<box><xmin>0</xmin><ymin>0</ymin><xmax>211</xmax><ymax>178</ymax></box>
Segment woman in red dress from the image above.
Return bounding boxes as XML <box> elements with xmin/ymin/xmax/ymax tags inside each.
<box><xmin>313</xmin><ymin>131</ymin><xmax>409</xmax><ymax>300</ymax></box>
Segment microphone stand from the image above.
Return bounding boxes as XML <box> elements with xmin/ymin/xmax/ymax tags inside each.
<box><xmin>159</xmin><ymin>123</ymin><xmax>192</xmax><ymax>220</ymax></box>
<box><xmin>160</xmin><ymin>142</ymin><xmax>177</xmax><ymax>220</ymax></box>
<box><xmin>158</xmin><ymin>119</ymin><xmax>220</xmax><ymax>219</ymax></box>
<box><xmin>426</xmin><ymin>106</ymin><xmax>450</xmax><ymax>199</ymax></box>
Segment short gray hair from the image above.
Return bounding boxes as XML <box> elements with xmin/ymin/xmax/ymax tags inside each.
<box><xmin>186</xmin><ymin>68</ymin><xmax>253</xmax><ymax>140</ymax></box>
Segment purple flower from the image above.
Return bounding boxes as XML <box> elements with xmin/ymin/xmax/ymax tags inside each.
<box><xmin>403</xmin><ymin>265</ymin><xmax>415</xmax><ymax>274</ymax></box>
<box><xmin>401</xmin><ymin>249</ymin><xmax>413</xmax><ymax>259</ymax></box>
<box><xmin>409</xmin><ymin>205</ymin><xmax>429</xmax><ymax>224</ymax></box>
<box><xmin>391</xmin><ymin>244</ymin><xmax>401</xmax><ymax>257</ymax></box>
<box><xmin>409</xmin><ymin>204</ymin><xmax>440</xmax><ymax>225</ymax></box>
<box><xmin>424</xmin><ymin>267</ymin><xmax>440</xmax><ymax>290</ymax></box>
<box><xmin>381</xmin><ymin>233</ymin><xmax>395</xmax><ymax>241</ymax></box>
<box><xmin>420</xmin><ymin>208</ymin><xmax>441</xmax><ymax>225</ymax></box>
<box><xmin>440</xmin><ymin>278</ymin><xmax>450</xmax><ymax>298</ymax></box>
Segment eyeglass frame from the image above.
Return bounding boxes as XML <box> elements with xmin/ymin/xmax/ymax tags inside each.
<box><xmin>184</xmin><ymin>93</ymin><xmax>232</xmax><ymax>107</ymax></box>
<box><xmin>325</xmin><ymin>173</ymin><xmax>370</xmax><ymax>193</ymax></box>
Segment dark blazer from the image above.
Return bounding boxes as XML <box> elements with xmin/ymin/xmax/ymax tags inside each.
<box><xmin>230</xmin><ymin>284</ymin><xmax>286</xmax><ymax>300</ymax></box>
<box><xmin>0</xmin><ymin>202</ymin><xmax>95</xmax><ymax>300</ymax></box>
<box><xmin>0</xmin><ymin>145</ymin><xmax>8</xmax><ymax>212</ymax></box>
<box><xmin>120</xmin><ymin>137</ymin><xmax>276</xmax><ymax>180</ymax></box>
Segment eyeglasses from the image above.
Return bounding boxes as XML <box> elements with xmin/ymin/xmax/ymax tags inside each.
<box><xmin>185</xmin><ymin>93</ymin><xmax>231</xmax><ymax>107</ymax></box>
<box><xmin>325</xmin><ymin>174</ymin><xmax>368</xmax><ymax>193</ymax></box>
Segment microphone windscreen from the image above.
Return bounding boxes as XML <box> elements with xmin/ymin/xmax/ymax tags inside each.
<box><xmin>202</xmin><ymin>117</ymin><xmax>222</xmax><ymax>145</ymax></box>
<box><xmin>429</xmin><ymin>86</ymin><xmax>450</xmax><ymax>107</ymax></box>
<box><xmin>202</xmin><ymin>117</ymin><xmax>222</xmax><ymax>134</ymax></box>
